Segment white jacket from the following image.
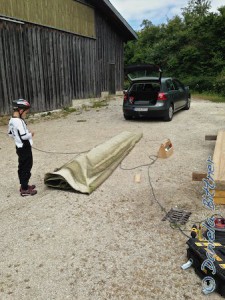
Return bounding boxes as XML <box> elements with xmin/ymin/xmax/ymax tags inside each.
<box><xmin>8</xmin><ymin>117</ymin><xmax>33</xmax><ymax>148</ymax></box>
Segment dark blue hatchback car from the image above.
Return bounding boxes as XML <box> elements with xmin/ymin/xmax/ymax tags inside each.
<box><xmin>123</xmin><ymin>64</ymin><xmax>191</xmax><ymax>121</ymax></box>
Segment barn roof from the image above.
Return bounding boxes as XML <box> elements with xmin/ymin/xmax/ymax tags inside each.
<box><xmin>89</xmin><ymin>0</ymin><xmax>138</xmax><ymax>41</ymax></box>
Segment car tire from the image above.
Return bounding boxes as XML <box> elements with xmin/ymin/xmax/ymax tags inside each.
<box><xmin>164</xmin><ymin>105</ymin><xmax>174</xmax><ymax>121</ymax></box>
<box><xmin>124</xmin><ymin>114</ymin><xmax>132</xmax><ymax>120</ymax></box>
<box><xmin>184</xmin><ymin>98</ymin><xmax>191</xmax><ymax>110</ymax></box>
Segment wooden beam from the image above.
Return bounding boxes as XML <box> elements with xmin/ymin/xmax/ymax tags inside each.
<box><xmin>205</xmin><ymin>135</ymin><xmax>217</xmax><ymax>141</ymax></box>
<box><xmin>214</xmin><ymin>190</ymin><xmax>225</xmax><ymax>197</ymax></box>
<box><xmin>214</xmin><ymin>197</ymin><xmax>225</xmax><ymax>205</ymax></box>
<box><xmin>213</xmin><ymin>130</ymin><xmax>225</xmax><ymax>188</ymax></box>
<box><xmin>192</xmin><ymin>172</ymin><xmax>207</xmax><ymax>181</ymax></box>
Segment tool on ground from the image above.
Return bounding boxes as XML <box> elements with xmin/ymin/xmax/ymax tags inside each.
<box><xmin>183</xmin><ymin>215</ymin><xmax>225</xmax><ymax>297</ymax></box>
<box><xmin>157</xmin><ymin>139</ymin><xmax>173</xmax><ymax>158</ymax></box>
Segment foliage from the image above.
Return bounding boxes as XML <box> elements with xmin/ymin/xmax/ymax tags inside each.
<box><xmin>181</xmin><ymin>0</ymin><xmax>211</xmax><ymax>23</ymax></box>
<box><xmin>183</xmin><ymin>75</ymin><xmax>214</xmax><ymax>92</ymax></box>
<box><xmin>124</xmin><ymin>1</ymin><xmax>225</xmax><ymax>94</ymax></box>
<box><xmin>192</xmin><ymin>92</ymin><xmax>225</xmax><ymax>102</ymax></box>
<box><xmin>213</xmin><ymin>69</ymin><xmax>225</xmax><ymax>96</ymax></box>
<box><xmin>91</xmin><ymin>100</ymin><xmax>108</xmax><ymax>108</ymax></box>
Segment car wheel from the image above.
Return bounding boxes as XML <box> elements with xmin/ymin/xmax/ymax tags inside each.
<box><xmin>164</xmin><ymin>105</ymin><xmax>174</xmax><ymax>121</ymax></box>
<box><xmin>124</xmin><ymin>114</ymin><xmax>132</xmax><ymax>120</ymax></box>
<box><xmin>184</xmin><ymin>98</ymin><xmax>191</xmax><ymax>110</ymax></box>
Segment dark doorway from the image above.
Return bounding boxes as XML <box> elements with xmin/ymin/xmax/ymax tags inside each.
<box><xmin>108</xmin><ymin>63</ymin><xmax>115</xmax><ymax>94</ymax></box>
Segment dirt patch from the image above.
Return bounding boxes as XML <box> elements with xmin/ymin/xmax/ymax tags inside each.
<box><xmin>0</xmin><ymin>97</ymin><xmax>224</xmax><ymax>299</ymax></box>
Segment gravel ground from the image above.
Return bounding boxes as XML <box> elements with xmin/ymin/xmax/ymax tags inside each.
<box><xmin>0</xmin><ymin>97</ymin><xmax>225</xmax><ymax>300</ymax></box>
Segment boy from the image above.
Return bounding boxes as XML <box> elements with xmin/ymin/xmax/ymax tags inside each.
<box><xmin>8</xmin><ymin>99</ymin><xmax>37</xmax><ymax>196</ymax></box>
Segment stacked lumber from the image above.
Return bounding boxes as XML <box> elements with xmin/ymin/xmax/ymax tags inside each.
<box><xmin>213</xmin><ymin>130</ymin><xmax>225</xmax><ymax>204</ymax></box>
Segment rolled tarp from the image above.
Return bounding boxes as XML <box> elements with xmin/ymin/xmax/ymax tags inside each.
<box><xmin>44</xmin><ymin>131</ymin><xmax>142</xmax><ymax>194</ymax></box>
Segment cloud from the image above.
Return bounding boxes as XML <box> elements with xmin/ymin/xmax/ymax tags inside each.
<box><xmin>110</xmin><ymin>0</ymin><xmax>186</xmax><ymax>23</ymax></box>
<box><xmin>110</xmin><ymin>0</ymin><xmax>225</xmax><ymax>29</ymax></box>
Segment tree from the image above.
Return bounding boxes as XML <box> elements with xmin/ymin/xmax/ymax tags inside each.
<box><xmin>140</xmin><ymin>19</ymin><xmax>153</xmax><ymax>30</ymax></box>
<box><xmin>182</xmin><ymin>0</ymin><xmax>211</xmax><ymax>23</ymax></box>
<box><xmin>124</xmin><ymin>1</ymin><xmax>225</xmax><ymax>93</ymax></box>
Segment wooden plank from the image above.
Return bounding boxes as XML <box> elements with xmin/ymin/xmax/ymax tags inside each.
<box><xmin>64</xmin><ymin>34</ymin><xmax>70</xmax><ymax>106</ymax></box>
<box><xmin>0</xmin><ymin>23</ymin><xmax>9</xmax><ymax>114</ymax></box>
<box><xmin>214</xmin><ymin>197</ymin><xmax>225</xmax><ymax>205</ymax></box>
<box><xmin>213</xmin><ymin>130</ymin><xmax>225</xmax><ymax>188</ymax></box>
<box><xmin>49</xmin><ymin>30</ymin><xmax>56</xmax><ymax>109</ymax></box>
<box><xmin>53</xmin><ymin>30</ymin><xmax>60</xmax><ymax>109</ymax></box>
<box><xmin>28</xmin><ymin>27</ymin><xmax>37</xmax><ymax>108</ymax></box>
<box><xmin>18</xmin><ymin>24</ymin><xmax>28</xmax><ymax>99</ymax></box>
<box><xmin>205</xmin><ymin>135</ymin><xmax>217</xmax><ymax>141</ymax></box>
<box><xmin>134</xmin><ymin>174</ymin><xmax>141</xmax><ymax>183</ymax></box>
<box><xmin>41</xmin><ymin>29</ymin><xmax>50</xmax><ymax>111</ymax></box>
<box><xmin>215</xmin><ymin>181</ymin><xmax>225</xmax><ymax>191</ymax></box>
<box><xmin>192</xmin><ymin>172</ymin><xmax>207</xmax><ymax>181</ymax></box>
<box><xmin>36</xmin><ymin>27</ymin><xmax>45</xmax><ymax>110</ymax></box>
<box><xmin>10</xmin><ymin>25</ymin><xmax>19</xmax><ymax>98</ymax></box>
<box><xmin>21</xmin><ymin>25</ymin><xmax>35</xmax><ymax>103</ymax></box>
<box><xmin>214</xmin><ymin>190</ymin><xmax>225</xmax><ymax>197</ymax></box>
<box><xmin>3</xmin><ymin>23</ymin><xmax>13</xmax><ymax>103</ymax></box>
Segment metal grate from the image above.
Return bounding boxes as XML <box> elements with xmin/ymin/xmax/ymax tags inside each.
<box><xmin>162</xmin><ymin>208</ymin><xmax>191</xmax><ymax>225</ymax></box>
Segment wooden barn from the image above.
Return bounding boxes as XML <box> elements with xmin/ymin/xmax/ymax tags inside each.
<box><xmin>0</xmin><ymin>0</ymin><xmax>137</xmax><ymax>115</ymax></box>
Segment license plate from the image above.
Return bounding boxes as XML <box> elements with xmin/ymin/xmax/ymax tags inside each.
<box><xmin>134</xmin><ymin>108</ymin><xmax>148</xmax><ymax>112</ymax></box>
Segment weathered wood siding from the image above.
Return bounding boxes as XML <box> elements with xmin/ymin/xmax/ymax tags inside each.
<box><xmin>0</xmin><ymin>7</ymin><xmax>124</xmax><ymax>115</ymax></box>
<box><xmin>95</xmin><ymin>12</ymin><xmax>124</xmax><ymax>96</ymax></box>
<box><xmin>0</xmin><ymin>0</ymin><xmax>95</xmax><ymax>37</ymax></box>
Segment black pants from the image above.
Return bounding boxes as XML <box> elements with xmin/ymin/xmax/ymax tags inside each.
<box><xmin>16</xmin><ymin>142</ymin><xmax>33</xmax><ymax>190</ymax></box>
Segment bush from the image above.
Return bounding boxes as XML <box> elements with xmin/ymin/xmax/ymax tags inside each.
<box><xmin>123</xmin><ymin>80</ymin><xmax>130</xmax><ymax>90</ymax></box>
<box><xmin>183</xmin><ymin>76</ymin><xmax>214</xmax><ymax>93</ymax></box>
<box><xmin>213</xmin><ymin>76</ymin><xmax>225</xmax><ymax>96</ymax></box>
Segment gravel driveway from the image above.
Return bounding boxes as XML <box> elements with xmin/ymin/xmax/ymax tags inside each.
<box><xmin>0</xmin><ymin>97</ymin><xmax>225</xmax><ymax>300</ymax></box>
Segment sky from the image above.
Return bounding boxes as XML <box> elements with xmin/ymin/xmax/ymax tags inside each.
<box><xmin>110</xmin><ymin>0</ymin><xmax>225</xmax><ymax>30</ymax></box>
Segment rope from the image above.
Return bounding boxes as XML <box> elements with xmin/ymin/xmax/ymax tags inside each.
<box><xmin>119</xmin><ymin>155</ymin><xmax>158</xmax><ymax>170</ymax></box>
<box><xmin>32</xmin><ymin>146</ymin><xmax>88</xmax><ymax>155</ymax></box>
<box><xmin>120</xmin><ymin>154</ymin><xmax>196</xmax><ymax>238</ymax></box>
<box><xmin>0</xmin><ymin>127</ymin><xmax>204</xmax><ymax>238</ymax></box>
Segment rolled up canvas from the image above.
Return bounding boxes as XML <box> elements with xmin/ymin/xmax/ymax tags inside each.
<box><xmin>44</xmin><ymin>131</ymin><xmax>142</xmax><ymax>194</ymax></box>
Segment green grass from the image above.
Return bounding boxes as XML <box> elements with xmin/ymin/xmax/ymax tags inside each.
<box><xmin>91</xmin><ymin>99</ymin><xmax>108</xmax><ymax>109</ymax></box>
<box><xmin>192</xmin><ymin>92</ymin><xmax>225</xmax><ymax>103</ymax></box>
<box><xmin>63</xmin><ymin>107</ymin><xmax>77</xmax><ymax>113</ymax></box>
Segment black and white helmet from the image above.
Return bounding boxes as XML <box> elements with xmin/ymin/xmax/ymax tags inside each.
<box><xmin>12</xmin><ymin>99</ymin><xmax>31</xmax><ymax>110</ymax></box>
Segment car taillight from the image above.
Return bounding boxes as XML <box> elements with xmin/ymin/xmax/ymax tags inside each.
<box><xmin>124</xmin><ymin>93</ymin><xmax>128</xmax><ymax>102</ymax></box>
<box><xmin>157</xmin><ymin>92</ymin><xmax>167</xmax><ymax>100</ymax></box>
